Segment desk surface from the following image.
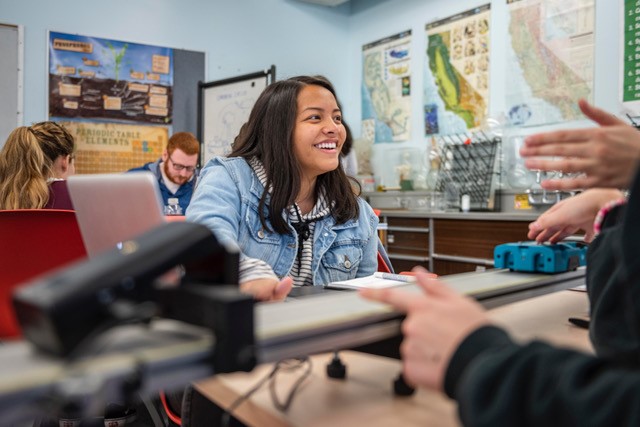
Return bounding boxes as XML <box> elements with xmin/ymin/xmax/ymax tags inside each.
<box><xmin>0</xmin><ymin>269</ymin><xmax>586</xmax><ymax>423</ymax></box>
<box><xmin>194</xmin><ymin>289</ymin><xmax>592</xmax><ymax>427</ymax></box>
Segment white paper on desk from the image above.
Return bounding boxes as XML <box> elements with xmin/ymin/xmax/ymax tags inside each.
<box><xmin>325</xmin><ymin>275</ymin><xmax>410</xmax><ymax>290</ymax></box>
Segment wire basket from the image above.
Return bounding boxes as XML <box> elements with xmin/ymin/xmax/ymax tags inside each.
<box><xmin>434</xmin><ymin>132</ymin><xmax>501</xmax><ymax>211</ymax></box>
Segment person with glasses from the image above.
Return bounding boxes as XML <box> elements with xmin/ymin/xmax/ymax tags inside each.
<box><xmin>0</xmin><ymin>121</ymin><xmax>76</xmax><ymax>210</ymax></box>
<box><xmin>187</xmin><ymin>75</ymin><xmax>379</xmax><ymax>301</ymax></box>
<box><xmin>128</xmin><ymin>131</ymin><xmax>200</xmax><ymax>213</ymax></box>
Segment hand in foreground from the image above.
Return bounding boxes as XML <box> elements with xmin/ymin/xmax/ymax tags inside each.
<box><xmin>520</xmin><ymin>99</ymin><xmax>640</xmax><ymax>190</ymax></box>
<box><xmin>240</xmin><ymin>276</ymin><xmax>293</xmax><ymax>301</ymax></box>
<box><xmin>528</xmin><ymin>189</ymin><xmax>625</xmax><ymax>243</ymax></box>
<box><xmin>360</xmin><ymin>267</ymin><xmax>490</xmax><ymax>391</ymax></box>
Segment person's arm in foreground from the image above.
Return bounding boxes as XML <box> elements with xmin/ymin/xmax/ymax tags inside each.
<box><xmin>527</xmin><ymin>188</ymin><xmax>624</xmax><ymax>243</ymax></box>
<box><xmin>360</xmin><ymin>269</ymin><xmax>640</xmax><ymax>427</ymax></box>
<box><xmin>521</xmin><ymin>99</ymin><xmax>640</xmax><ymax>190</ymax></box>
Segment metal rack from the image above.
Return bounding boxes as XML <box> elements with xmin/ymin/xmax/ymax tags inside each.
<box><xmin>434</xmin><ymin>131</ymin><xmax>502</xmax><ymax>211</ymax></box>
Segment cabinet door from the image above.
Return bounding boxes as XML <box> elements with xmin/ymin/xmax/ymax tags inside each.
<box><xmin>433</xmin><ymin>260</ymin><xmax>487</xmax><ymax>275</ymax></box>
<box><xmin>434</xmin><ymin>219</ymin><xmax>529</xmax><ymax>258</ymax></box>
<box><xmin>433</xmin><ymin>219</ymin><xmax>530</xmax><ymax>275</ymax></box>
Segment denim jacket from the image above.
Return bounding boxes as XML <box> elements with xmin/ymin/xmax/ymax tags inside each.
<box><xmin>186</xmin><ymin>157</ymin><xmax>379</xmax><ymax>286</ymax></box>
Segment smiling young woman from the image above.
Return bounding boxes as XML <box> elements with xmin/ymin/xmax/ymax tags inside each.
<box><xmin>186</xmin><ymin>75</ymin><xmax>380</xmax><ymax>301</ymax></box>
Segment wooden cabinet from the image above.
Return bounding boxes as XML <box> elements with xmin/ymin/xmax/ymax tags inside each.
<box><xmin>379</xmin><ymin>213</ymin><xmax>533</xmax><ymax>276</ymax></box>
<box><xmin>432</xmin><ymin>218</ymin><xmax>530</xmax><ymax>275</ymax></box>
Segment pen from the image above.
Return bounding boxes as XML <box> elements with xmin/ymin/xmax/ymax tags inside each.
<box><xmin>373</xmin><ymin>272</ymin><xmax>417</xmax><ymax>283</ymax></box>
<box><xmin>568</xmin><ymin>317</ymin><xmax>590</xmax><ymax>329</ymax></box>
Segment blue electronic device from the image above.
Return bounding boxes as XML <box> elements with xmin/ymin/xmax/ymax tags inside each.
<box><xmin>493</xmin><ymin>241</ymin><xmax>588</xmax><ymax>274</ymax></box>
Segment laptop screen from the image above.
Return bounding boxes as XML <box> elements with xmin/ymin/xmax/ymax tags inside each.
<box><xmin>67</xmin><ymin>173</ymin><xmax>166</xmax><ymax>258</ymax></box>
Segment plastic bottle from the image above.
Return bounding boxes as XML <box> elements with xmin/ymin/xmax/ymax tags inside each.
<box><xmin>460</xmin><ymin>194</ymin><xmax>471</xmax><ymax>213</ymax></box>
<box><xmin>164</xmin><ymin>197</ymin><xmax>183</xmax><ymax>216</ymax></box>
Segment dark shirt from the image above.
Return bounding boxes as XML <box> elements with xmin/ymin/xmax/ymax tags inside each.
<box><xmin>127</xmin><ymin>159</ymin><xmax>197</xmax><ymax>213</ymax></box>
<box><xmin>443</xmin><ymin>168</ymin><xmax>640</xmax><ymax>426</ymax></box>
<box><xmin>44</xmin><ymin>180</ymin><xmax>74</xmax><ymax>210</ymax></box>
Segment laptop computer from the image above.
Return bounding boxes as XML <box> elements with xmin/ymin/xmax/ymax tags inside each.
<box><xmin>67</xmin><ymin>172</ymin><xmax>166</xmax><ymax>257</ymax></box>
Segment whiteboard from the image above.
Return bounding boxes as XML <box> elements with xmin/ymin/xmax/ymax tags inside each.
<box><xmin>199</xmin><ymin>66</ymin><xmax>275</xmax><ymax>166</ymax></box>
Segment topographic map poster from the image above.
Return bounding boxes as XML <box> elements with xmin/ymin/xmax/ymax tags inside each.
<box><xmin>622</xmin><ymin>0</ymin><xmax>640</xmax><ymax>114</ymax></box>
<box><xmin>505</xmin><ymin>0</ymin><xmax>594</xmax><ymax>127</ymax></box>
<box><xmin>49</xmin><ymin>31</ymin><xmax>173</xmax><ymax>124</ymax></box>
<box><xmin>362</xmin><ymin>30</ymin><xmax>412</xmax><ymax>143</ymax></box>
<box><xmin>424</xmin><ymin>5</ymin><xmax>491</xmax><ymax>136</ymax></box>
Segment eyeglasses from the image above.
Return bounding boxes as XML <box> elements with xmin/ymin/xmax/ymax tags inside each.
<box><xmin>168</xmin><ymin>155</ymin><xmax>196</xmax><ymax>173</ymax></box>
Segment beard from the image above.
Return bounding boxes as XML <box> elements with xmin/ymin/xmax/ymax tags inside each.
<box><xmin>163</xmin><ymin>161</ymin><xmax>189</xmax><ymax>185</ymax></box>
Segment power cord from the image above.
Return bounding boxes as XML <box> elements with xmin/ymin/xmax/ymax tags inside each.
<box><xmin>269</xmin><ymin>358</ymin><xmax>313</xmax><ymax>412</ymax></box>
<box><xmin>221</xmin><ymin>356</ymin><xmax>312</xmax><ymax>427</ymax></box>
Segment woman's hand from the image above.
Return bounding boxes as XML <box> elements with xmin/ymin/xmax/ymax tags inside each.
<box><xmin>520</xmin><ymin>99</ymin><xmax>640</xmax><ymax>190</ymax></box>
<box><xmin>360</xmin><ymin>268</ymin><xmax>490</xmax><ymax>391</ymax></box>
<box><xmin>240</xmin><ymin>276</ymin><xmax>293</xmax><ymax>301</ymax></box>
<box><xmin>527</xmin><ymin>189</ymin><xmax>625</xmax><ymax>243</ymax></box>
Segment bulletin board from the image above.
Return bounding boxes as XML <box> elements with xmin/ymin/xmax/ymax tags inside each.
<box><xmin>47</xmin><ymin>31</ymin><xmax>204</xmax><ymax>174</ymax></box>
<box><xmin>198</xmin><ymin>66</ymin><xmax>276</xmax><ymax>166</ymax></box>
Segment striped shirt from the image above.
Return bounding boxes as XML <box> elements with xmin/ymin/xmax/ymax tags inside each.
<box><xmin>240</xmin><ymin>158</ymin><xmax>330</xmax><ymax>287</ymax></box>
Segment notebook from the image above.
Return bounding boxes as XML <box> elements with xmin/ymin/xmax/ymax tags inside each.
<box><xmin>325</xmin><ymin>273</ymin><xmax>417</xmax><ymax>290</ymax></box>
<box><xmin>67</xmin><ymin>172</ymin><xmax>166</xmax><ymax>257</ymax></box>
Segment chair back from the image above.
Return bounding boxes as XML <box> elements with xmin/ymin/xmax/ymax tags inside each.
<box><xmin>0</xmin><ymin>209</ymin><xmax>87</xmax><ymax>337</ymax></box>
<box><xmin>377</xmin><ymin>239</ymin><xmax>394</xmax><ymax>273</ymax></box>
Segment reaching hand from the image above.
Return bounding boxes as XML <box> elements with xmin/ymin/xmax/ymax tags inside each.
<box><xmin>240</xmin><ymin>276</ymin><xmax>293</xmax><ymax>301</ymax></box>
<box><xmin>360</xmin><ymin>268</ymin><xmax>490</xmax><ymax>391</ymax></box>
<box><xmin>527</xmin><ymin>189</ymin><xmax>625</xmax><ymax>243</ymax></box>
<box><xmin>520</xmin><ymin>99</ymin><xmax>640</xmax><ymax>190</ymax></box>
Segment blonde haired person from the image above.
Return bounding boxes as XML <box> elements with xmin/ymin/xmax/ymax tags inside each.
<box><xmin>0</xmin><ymin>121</ymin><xmax>76</xmax><ymax>210</ymax></box>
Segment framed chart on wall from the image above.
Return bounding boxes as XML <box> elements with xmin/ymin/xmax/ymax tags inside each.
<box><xmin>198</xmin><ymin>66</ymin><xmax>276</xmax><ymax>166</ymax></box>
<box><xmin>47</xmin><ymin>31</ymin><xmax>204</xmax><ymax>174</ymax></box>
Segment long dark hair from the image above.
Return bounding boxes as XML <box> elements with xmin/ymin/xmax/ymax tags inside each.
<box><xmin>230</xmin><ymin>75</ymin><xmax>360</xmax><ymax>234</ymax></box>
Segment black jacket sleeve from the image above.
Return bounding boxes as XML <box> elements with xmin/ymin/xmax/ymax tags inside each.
<box><xmin>445</xmin><ymin>325</ymin><xmax>640</xmax><ymax>427</ymax></box>
<box><xmin>442</xmin><ymin>168</ymin><xmax>640</xmax><ymax>426</ymax></box>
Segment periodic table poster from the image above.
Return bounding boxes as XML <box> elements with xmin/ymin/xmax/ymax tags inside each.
<box><xmin>48</xmin><ymin>31</ymin><xmax>172</xmax><ymax>173</ymax></box>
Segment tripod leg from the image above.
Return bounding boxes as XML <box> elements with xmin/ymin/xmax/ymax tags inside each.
<box><xmin>326</xmin><ymin>351</ymin><xmax>347</xmax><ymax>379</ymax></box>
<box><xmin>393</xmin><ymin>372</ymin><xmax>415</xmax><ymax>396</ymax></box>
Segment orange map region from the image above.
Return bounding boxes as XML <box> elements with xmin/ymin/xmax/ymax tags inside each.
<box><xmin>458</xmin><ymin>74</ymin><xmax>485</xmax><ymax>128</ymax></box>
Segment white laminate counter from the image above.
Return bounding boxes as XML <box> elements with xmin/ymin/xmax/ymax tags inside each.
<box><xmin>377</xmin><ymin>209</ymin><xmax>539</xmax><ymax>221</ymax></box>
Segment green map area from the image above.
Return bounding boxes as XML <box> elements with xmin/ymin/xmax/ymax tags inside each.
<box><xmin>427</xmin><ymin>33</ymin><xmax>485</xmax><ymax>129</ymax></box>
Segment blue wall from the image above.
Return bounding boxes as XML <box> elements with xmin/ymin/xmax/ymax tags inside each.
<box><xmin>0</xmin><ymin>0</ymin><xmax>622</xmax><ymax>185</ymax></box>
<box><xmin>0</xmin><ymin>0</ymin><xmax>351</xmax><ymax>126</ymax></box>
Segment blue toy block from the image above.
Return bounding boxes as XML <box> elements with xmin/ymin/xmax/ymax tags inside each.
<box><xmin>494</xmin><ymin>241</ymin><xmax>587</xmax><ymax>274</ymax></box>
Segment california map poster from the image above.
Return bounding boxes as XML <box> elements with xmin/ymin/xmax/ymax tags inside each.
<box><xmin>362</xmin><ymin>30</ymin><xmax>412</xmax><ymax>143</ymax></box>
<box><xmin>48</xmin><ymin>31</ymin><xmax>174</xmax><ymax>125</ymax></box>
<box><xmin>505</xmin><ymin>0</ymin><xmax>594</xmax><ymax>126</ymax></box>
<box><xmin>424</xmin><ymin>5</ymin><xmax>491</xmax><ymax>136</ymax></box>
